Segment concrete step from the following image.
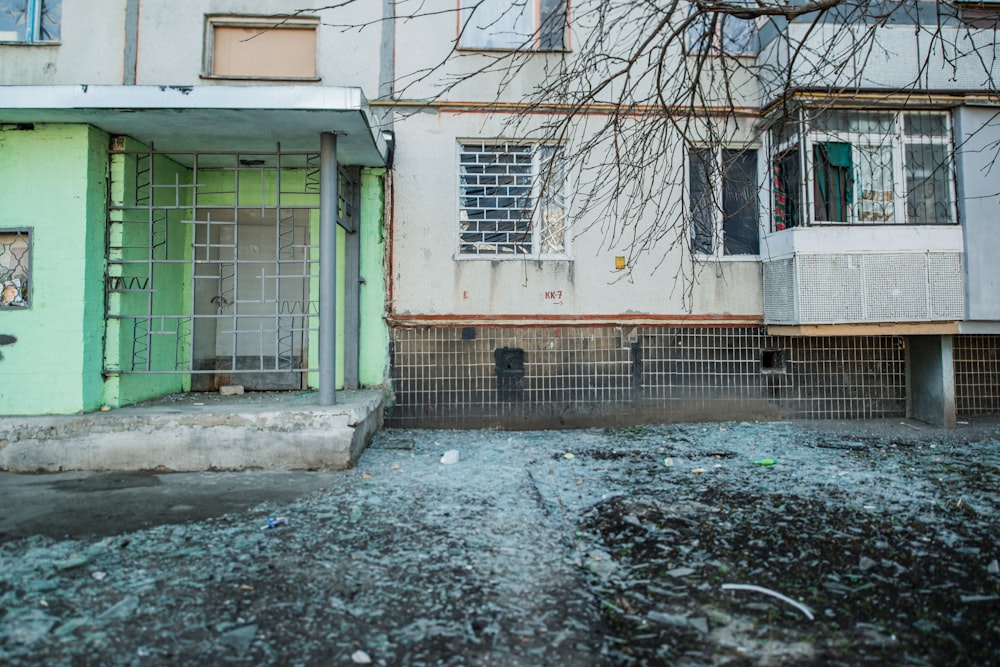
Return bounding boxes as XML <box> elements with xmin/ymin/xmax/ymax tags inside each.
<box><xmin>0</xmin><ymin>390</ymin><xmax>384</xmax><ymax>472</ymax></box>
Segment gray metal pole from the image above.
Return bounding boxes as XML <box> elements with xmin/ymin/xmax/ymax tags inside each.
<box><xmin>319</xmin><ymin>132</ymin><xmax>338</xmax><ymax>405</ymax></box>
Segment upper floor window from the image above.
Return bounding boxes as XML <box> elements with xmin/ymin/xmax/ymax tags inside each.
<box><xmin>0</xmin><ymin>0</ymin><xmax>60</xmax><ymax>43</ymax></box>
<box><xmin>458</xmin><ymin>141</ymin><xmax>568</xmax><ymax>258</ymax></box>
<box><xmin>686</xmin><ymin>5</ymin><xmax>758</xmax><ymax>55</ymax></box>
<box><xmin>772</xmin><ymin>109</ymin><xmax>956</xmax><ymax>229</ymax></box>
<box><xmin>459</xmin><ymin>0</ymin><xmax>568</xmax><ymax>51</ymax></box>
<box><xmin>204</xmin><ymin>15</ymin><xmax>319</xmax><ymax>80</ymax></box>
<box><xmin>689</xmin><ymin>148</ymin><xmax>760</xmax><ymax>257</ymax></box>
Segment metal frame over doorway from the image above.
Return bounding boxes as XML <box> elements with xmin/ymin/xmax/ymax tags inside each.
<box><xmin>104</xmin><ymin>141</ymin><xmax>359</xmax><ymax>393</ymax></box>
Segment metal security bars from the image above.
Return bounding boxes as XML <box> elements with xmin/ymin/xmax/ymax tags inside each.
<box><xmin>104</xmin><ymin>142</ymin><xmax>356</xmax><ymax>390</ymax></box>
<box><xmin>0</xmin><ymin>228</ymin><xmax>30</xmax><ymax>308</ymax></box>
<box><xmin>771</xmin><ymin>109</ymin><xmax>956</xmax><ymax>229</ymax></box>
<box><xmin>458</xmin><ymin>142</ymin><xmax>567</xmax><ymax>257</ymax></box>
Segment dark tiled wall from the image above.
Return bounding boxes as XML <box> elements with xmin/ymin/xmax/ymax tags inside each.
<box><xmin>387</xmin><ymin>326</ymin><xmax>911</xmax><ymax>428</ymax></box>
<box><xmin>955</xmin><ymin>335</ymin><xmax>1000</xmax><ymax>416</ymax></box>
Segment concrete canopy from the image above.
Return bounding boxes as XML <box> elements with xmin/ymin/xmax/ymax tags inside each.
<box><xmin>0</xmin><ymin>84</ymin><xmax>389</xmax><ymax>166</ymax></box>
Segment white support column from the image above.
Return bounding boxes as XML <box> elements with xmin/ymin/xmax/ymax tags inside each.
<box><xmin>319</xmin><ymin>132</ymin><xmax>338</xmax><ymax>405</ymax></box>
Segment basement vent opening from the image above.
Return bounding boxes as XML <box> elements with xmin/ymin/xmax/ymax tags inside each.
<box><xmin>761</xmin><ymin>348</ymin><xmax>787</xmax><ymax>375</ymax></box>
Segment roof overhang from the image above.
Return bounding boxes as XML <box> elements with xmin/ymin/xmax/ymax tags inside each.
<box><xmin>0</xmin><ymin>84</ymin><xmax>389</xmax><ymax>167</ymax></box>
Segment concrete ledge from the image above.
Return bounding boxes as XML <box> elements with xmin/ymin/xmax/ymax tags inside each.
<box><xmin>0</xmin><ymin>390</ymin><xmax>384</xmax><ymax>472</ymax></box>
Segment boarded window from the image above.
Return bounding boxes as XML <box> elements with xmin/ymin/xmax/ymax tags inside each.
<box><xmin>208</xmin><ymin>17</ymin><xmax>317</xmax><ymax>79</ymax></box>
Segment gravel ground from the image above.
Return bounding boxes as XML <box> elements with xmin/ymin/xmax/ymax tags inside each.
<box><xmin>1</xmin><ymin>418</ymin><xmax>998</xmax><ymax>666</ymax></box>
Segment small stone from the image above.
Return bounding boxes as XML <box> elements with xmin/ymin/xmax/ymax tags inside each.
<box><xmin>351</xmin><ymin>649</ymin><xmax>373</xmax><ymax>664</ymax></box>
<box><xmin>859</xmin><ymin>556</ymin><xmax>878</xmax><ymax>571</ymax></box>
<box><xmin>219</xmin><ymin>385</ymin><xmax>244</xmax><ymax>396</ymax></box>
<box><xmin>987</xmin><ymin>559</ymin><xmax>999</xmax><ymax>575</ymax></box>
<box><xmin>440</xmin><ymin>450</ymin><xmax>460</xmax><ymax>465</ymax></box>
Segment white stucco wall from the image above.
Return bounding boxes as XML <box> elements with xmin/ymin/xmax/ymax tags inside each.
<box><xmin>135</xmin><ymin>0</ymin><xmax>384</xmax><ymax>89</ymax></box>
<box><xmin>389</xmin><ymin>109</ymin><xmax>764</xmax><ymax>318</ymax></box>
<box><xmin>758</xmin><ymin>23</ymin><xmax>999</xmax><ymax>105</ymax></box>
<box><xmin>0</xmin><ymin>0</ymin><xmax>128</xmax><ymax>85</ymax></box>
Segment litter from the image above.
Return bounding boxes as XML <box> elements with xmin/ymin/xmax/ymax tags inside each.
<box><xmin>263</xmin><ymin>517</ymin><xmax>288</xmax><ymax>530</ymax></box>
<box><xmin>351</xmin><ymin>649</ymin><xmax>373</xmax><ymax>664</ymax></box>
<box><xmin>440</xmin><ymin>450</ymin><xmax>460</xmax><ymax>465</ymax></box>
<box><xmin>754</xmin><ymin>459</ymin><xmax>777</xmax><ymax>466</ymax></box>
<box><xmin>563</xmin><ymin>452</ymin><xmax>576</xmax><ymax>460</ymax></box>
<box><xmin>722</xmin><ymin>583</ymin><xmax>814</xmax><ymax>620</ymax></box>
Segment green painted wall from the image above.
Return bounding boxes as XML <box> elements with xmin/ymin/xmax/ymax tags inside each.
<box><xmin>359</xmin><ymin>169</ymin><xmax>389</xmax><ymax>387</ymax></box>
<box><xmin>306</xmin><ymin>217</ymin><xmax>347</xmax><ymax>391</ymax></box>
<box><xmin>0</xmin><ymin>124</ymin><xmax>108</xmax><ymax>415</ymax></box>
<box><xmin>104</xmin><ymin>138</ymin><xmax>191</xmax><ymax>407</ymax></box>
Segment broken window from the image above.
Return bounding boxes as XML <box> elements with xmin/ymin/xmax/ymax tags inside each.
<box><xmin>458</xmin><ymin>142</ymin><xmax>568</xmax><ymax>257</ymax></box>
<box><xmin>0</xmin><ymin>229</ymin><xmax>30</xmax><ymax>308</ymax></box>
<box><xmin>689</xmin><ymin>148</ymin><xmax>760</xmax><ymax>256</ymax></box>
<box><xmin>771</xmin><ymin>109</ymin><xmax>955</xmax><ymax>227</ymax></box>
<box><xmin>459</xmin><ymin>0</ymin><xmax>568</xmax><ymax>51</ymax></box>
<box><xmin>205</xmin><ymin>15</ymin><xmax>318</xmax><ymax>79</ymax></box>
<box><xmin>686</xmin><ymin>3</ymin><xmax>759</xmax><ymax>55</ymax></box>
<box><xmin>0</xmin><ymin>0</ymin><xmax>60</xmax><ymax>43</ymax></box>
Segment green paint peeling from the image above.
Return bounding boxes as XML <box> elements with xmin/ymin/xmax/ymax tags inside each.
<box><xmin>359</xmin><ymin>168</ymin><xmax>389</xmax><ymax>387</ymax></box>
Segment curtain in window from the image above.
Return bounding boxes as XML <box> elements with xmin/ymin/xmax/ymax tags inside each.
<box><xmin>813</xmin><ymin>142</ymin><xmax>852</xmax><ymax>222</ymax></box>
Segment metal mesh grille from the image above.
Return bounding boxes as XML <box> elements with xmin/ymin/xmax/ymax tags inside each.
<box><xmin>954</xmin><ymin>335</ymin><xmax>1000</xmax><ymax>416</ymax></box>
<box><xmin>863</xmin><ymin>253</ymin><xmax>927</xmax><ymax>321</ymax></box>
<box><xmin>771</xmin><ymin>252</ymin><xmax>964</xmax><ymax>324</ymax></box>
<box><xmin>928</xmin><ymin>253</ymin><xmax>964</xmax><ymax>320</ymax></box>
<box><xmin>103</xmin><ymin>144</ymin><xmax>356</xmax><ymax>390</ymax></box>
<box><xmin>762</xmin><ymin>258</ymin><xmax>795</xmax><ymax>323</ymax></box>
<box><xmin>388</xmin><ymin>325</ymin><xmax>907</xmax><ymax>427</ymax></box>
<box><xmin>797</xmin><ymin>255</ymin><xmax>864</xmax><ymax>322</ymax></box>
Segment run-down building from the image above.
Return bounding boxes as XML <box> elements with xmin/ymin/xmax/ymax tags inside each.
<box><xmin>1</xmin><ymin>1</ymin><xmax>998</xmax><ymax>429</ymax></box>
<box><xmin>381</xmin><ymin>0</ymin><xmax>1000</xmax><ymax>428</ymax></box>
<box><xmin>0</xmin><ymin>1</ymin><xmax>392</xmax><ymax>416</ymax></box>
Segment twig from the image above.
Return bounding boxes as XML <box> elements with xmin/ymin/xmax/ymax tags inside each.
<box><xmin>721</xmin><ymin>583</ymin><xmax>815</xmax><ymax>621</ymax></box>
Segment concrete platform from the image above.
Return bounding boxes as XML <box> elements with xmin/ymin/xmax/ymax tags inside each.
<box><xmin>0</xmin><ymin>390</ymin><xmax>384</xmax><ymax>472</ymax></box>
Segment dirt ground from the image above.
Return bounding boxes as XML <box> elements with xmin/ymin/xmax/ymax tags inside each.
<box><xmin>1</xmin><ymin>418</ymin><xmax>998</xmax><ymax>666</ymax></box>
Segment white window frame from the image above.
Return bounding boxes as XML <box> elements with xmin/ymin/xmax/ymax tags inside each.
<box><xmin>0</xmin><ymin>0</ymin><xmax>59</xmax><ymax>43</ymax></box>
<box><xmin>456</xmin><ymin>141</ymin><xmax>571</xmax><ymax>260</ymax></box>
<box><xmin>688</xmin><ymin>146</ymin><xmax>762</xmax><ymax>259</ymax></box>
<box><xmin>458</xmin><ymin>0</ymin><xmax>569</xmax><ymax>52</ymax></box>
<box><xmin>202</xmin><ymin>14</ymin><xmax>320</xmax><ymax>81</ymax></box>
<box><xmin>771</xmin><ymin>109</ymin><xmax>957</xmax><ymax>229</ymax></box>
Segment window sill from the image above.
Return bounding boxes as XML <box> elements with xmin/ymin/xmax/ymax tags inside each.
<box><xmin>455</xmin><ymin>46</ymin><xmax>570</xmax><ymax>54</ymax></box>
<box><xmin>454</xmin><ymin>253</ymin><xmax>573</xmax><ymax>262</ymax></box>
<box><xmin>692</xmin><ymin>254</ymin><xmax>760</xmax><ymax>262</ymax></box>
<box><xmin>200</xmin><ymin>74</ymin><xmax>321</xmax><ymax>82</ymax></box>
